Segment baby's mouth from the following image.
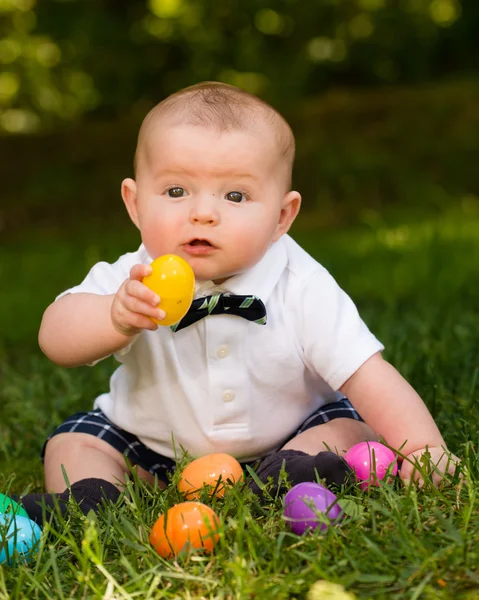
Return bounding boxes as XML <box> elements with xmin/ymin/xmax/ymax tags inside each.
<box><xmin>183</xmin><ymin>238</ymin><xmax>216</xmax><ymax>254</ymax></box>
<box><xmin>189</xmin><ymin>239</ymin><xmax>213</xmax><ymax>247</ymax></box>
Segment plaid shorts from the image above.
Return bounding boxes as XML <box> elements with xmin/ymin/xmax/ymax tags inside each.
<box><xmin>43</xmin><ymin>398</ymin><xmax>362</xmax><ymax>482</ymax></box>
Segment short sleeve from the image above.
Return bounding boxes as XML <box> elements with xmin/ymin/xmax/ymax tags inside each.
<box><xmin>56</xmin><ymin>245</ymin><xmax>150</xmax><ymax>300</ymax></box>
<box><xmin>295</xmin><ymin>267</ymin><xmax>384</xmax><ymax>391</ymax></box>
<box><xmin>54</xmin><ymin>245</ymin><xmax>150</xmax><ymax>364</ymax></box>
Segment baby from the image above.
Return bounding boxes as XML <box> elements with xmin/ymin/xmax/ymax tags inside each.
<box><xmin>15</xmin><ymin>82</ymin><xmax>457</xmax><ymax>522</ymax></box>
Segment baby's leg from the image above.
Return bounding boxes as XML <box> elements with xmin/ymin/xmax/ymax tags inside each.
<box><xmin>249</xmin><ymin>401</ymin><xmax>377</xmax><ymax>497</ymax></box>
<box><xmin>15</xmin><ymin>433</ymin><xmax>158</xmax><ymax>525</ymax></box>
<box><xmin>281</xmin><ymin>418</ymin><xmax>376</xmax><ymax>456</ymax></box>
<box><xmin>44</xmin><ymin>432</ymin><xmax>156</xmax><ymax>491</ymax></box>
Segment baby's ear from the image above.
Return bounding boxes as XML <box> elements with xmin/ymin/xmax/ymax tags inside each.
<box><xmin>272</xmin><ymin>190</ymin><xmax>301</xmax><ymax>241</ymax></box>
<box><xmin>121</xmin><ymin>178</ymin><xmax>140</xmax><ymax>229</ymax></box>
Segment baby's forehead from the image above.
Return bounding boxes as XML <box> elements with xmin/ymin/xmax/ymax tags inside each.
<box><xmin>137</xmin><ymin>118</ymin><xmax>282</xmax><ymax>173</ymax></box>
<box><xmin>134</xmin><ymin>86</ymin><xmax>295</xmax><ymax>183</ymax></box>
<box><xmin>137</xmin><ymin>124</ymin><xmax>282</xmax><ymax>186</ymax></box>
<box><xmin>150</xmin><ymin>121</ymin><xmax>273</xmax><ymax>149</ymax></box>
<box><xmin>141</xmin><ymin>106</ymin><xmax>278</xmax><ymax>147</ymax></box>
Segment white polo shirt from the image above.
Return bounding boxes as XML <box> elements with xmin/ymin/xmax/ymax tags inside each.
<box><xmin>59</xmin><ymin>234</ymin><xmax>383</xmax><ymax>461</ymax></box>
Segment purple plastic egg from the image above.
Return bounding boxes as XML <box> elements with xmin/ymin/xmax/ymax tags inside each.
<box><xmin>284</xmin><ymin>482</ymin><xmax>342</xmax><ymax>535</ymax></box>
<box><xmin>344</xmin><ymin>441</ymin><xmax>398</xmax><ymax>489</ymax></box>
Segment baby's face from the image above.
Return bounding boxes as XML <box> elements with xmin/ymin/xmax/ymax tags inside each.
<box><xmin>122</xmin><ymin>122</ymin><xmax>299</xmax><ymax>282</ymax></box>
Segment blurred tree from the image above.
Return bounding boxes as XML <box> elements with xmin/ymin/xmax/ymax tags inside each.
<box><xmin>0</xmin><ymin>0</ymin><xmax>477</xmax><ymax>134</ymax></box>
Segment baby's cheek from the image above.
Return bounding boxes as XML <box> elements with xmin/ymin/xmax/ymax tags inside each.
<box><xmin>230</xmin><ymin>229</ymin><xmax>273</xmax><ymax>266</ymax></box>
<box><xmin>140</xmin><ymin>222</ymin><xmax>174</xmax><ymax>258</ymax></box>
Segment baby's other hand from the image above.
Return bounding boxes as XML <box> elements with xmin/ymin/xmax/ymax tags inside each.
<box><xmin>111</xmin><ymin>264</ymin><xmax>165</xmax><ymax>336</ymax></box>
<box><xmin>400</xmin><ymin>446</ymin><xmax>460</xmax><ymax>487</ymax></box>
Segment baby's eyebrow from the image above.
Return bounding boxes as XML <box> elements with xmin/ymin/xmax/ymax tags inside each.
<box><xmin>219</xmin><ymin>171</ymin><xmax>259</xmax><ymax>182</ymax></box>
<box><xmin>154</xmin><ymin>168</ymin><xmax>259</xmax><ymax>182</ymax></box>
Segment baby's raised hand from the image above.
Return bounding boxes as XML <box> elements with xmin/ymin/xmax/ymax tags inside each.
<box><xmin>111</xmin><ymin>264</ymin><xmax>165</xmax><ymax>336</ymax></box>
<box><xmin>400</xmin><ymin>446</ymin><xmax>460</xmax><ymax>487</ymax></box>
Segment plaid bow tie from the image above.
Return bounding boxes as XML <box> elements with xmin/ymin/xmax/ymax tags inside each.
<box><xmin>171</xmin><ymin>293</ymin><xmax>267</xmax><ymax>332</ymax></box>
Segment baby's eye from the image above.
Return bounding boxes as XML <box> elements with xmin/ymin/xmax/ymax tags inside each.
<box><xmin>226</xmin><ymin>191</ymin><xmax>246</xmax><ymax>203</ymax></box>
<box><xmin>167</xmin><ymin>187</ymin><xmax>186</xmax><ymax>198</ymax></box>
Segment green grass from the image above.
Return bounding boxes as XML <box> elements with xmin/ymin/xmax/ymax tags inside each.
<box><xmin>0</xmin><ymin>206</ymin><xmax>478</xmax><ymax>599</ymax></box>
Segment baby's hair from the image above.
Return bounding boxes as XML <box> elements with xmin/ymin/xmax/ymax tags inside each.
<box><xmin>134</xmin><ymin>81</ymin><xmax>295</xmax><ymax>188</ymax></box>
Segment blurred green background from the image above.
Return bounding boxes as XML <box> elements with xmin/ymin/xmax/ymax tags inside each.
<box><xmin>1</xmin><ymin>0</ymin><xmax>479</xmax><ymax>347</ymax></box>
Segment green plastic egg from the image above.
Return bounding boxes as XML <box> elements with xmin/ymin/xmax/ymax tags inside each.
<box><xmin>0</xmin><ymin>493</ymin><xmax>29</xmax><ymax>519</ymax></box>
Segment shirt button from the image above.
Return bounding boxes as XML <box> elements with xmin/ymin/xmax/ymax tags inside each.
<box><xmin>216</xmin><ymin>345</ymin><xmax>229</xmax><ymax>359</ymax></box>
<box><xmin>222</xmin><ymin>389</ymin><xmax>235</xmax><ymax>403</ymax></box>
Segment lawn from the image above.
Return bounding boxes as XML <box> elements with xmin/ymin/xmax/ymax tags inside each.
<box><xmin>0</xmin><ymin>205</ymin><xmax>478</xmax><ymax>599</ymax></box>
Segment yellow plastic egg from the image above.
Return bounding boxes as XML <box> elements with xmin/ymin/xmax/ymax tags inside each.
<box><xmin>142</xmin><ymin>254</ymin><xmax>195</xmax><ymax>326</ymax></box>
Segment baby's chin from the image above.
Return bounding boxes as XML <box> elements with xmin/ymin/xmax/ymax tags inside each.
<box><xmin>194</xmin><ymin>271</ymin><xmax>238</xmax><ymax>285</ymax></box>
<box><xmin>193</xmin><ymin>274</ymin><xmax>234</xmax><ymax>285</ymax></box>
<box><xmin>212</xmin><ymin>276</ymin><xmax>232</xmax><ymax>285</ymax></box>
<box><xmin>192</xmin><ymin>260</ymin><xmax>256</xmax><ymax>285</ymax></box>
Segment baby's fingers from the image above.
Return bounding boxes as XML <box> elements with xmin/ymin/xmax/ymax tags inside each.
<box><xmin>400</xmin><ymin>448</ymin><xmax>461</xmax><ymax>488</ymax></box>
<box><xmin>125</xmin><ymin>299</ymin><xmax>165</xmax><ymax>324</ymax></box>
<box><xmin>399</xmin><ymin>459</ymin><xmax>423</xmax><ymax>486</ymax></box>
<box><xmin>130</xmin><ymin>263</ymin><xmax>153</xmax><ymax>281</ymax></box>
<box><xmin>126</xmin><ymin>277</ymin><xmax>160</xmax><ymax>307</ymax></box>
<box><xmin>124</xmin><ymin>280</ymin><xmax>165</xmax><ymax>320</ymax></box>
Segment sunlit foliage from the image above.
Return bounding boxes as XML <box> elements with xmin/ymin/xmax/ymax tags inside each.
<box><xmin>0</xmin><ymin>0</ymin><xmax>477</xmax><ymax>133</ymax></box>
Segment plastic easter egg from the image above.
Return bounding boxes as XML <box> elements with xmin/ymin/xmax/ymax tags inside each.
<box><xmin>284</xmin><ymin>482</ymin><xmax>342</xmax><ymax>535</ymax></box>
<box><xmin>149</xmin><ymin>502</ymin><xmax>220</xmax><ymax>558</ymax></box>
<box><xmin>142</xmin><ymin>254</ymin><xmax>195</xmax><ymax>326</ymax></box>
<box><xmin>0</xmin><ymin>494</ymin><xmax>28</xmax><ymax>519</ymax></box>
<box><xmin>0</xmin><ymin>514</ymin><xmax>42</xmax><ymax>564</ymax></box>
<box><xmin>307</xmin><ymin>580</ymin><xmax>357</xmax><ymax>600</ymax></box>
<box><xmin>178</xmin><ymin>453</ymin><xmax>244</xmax><ymax>499</ymax></box>
<box><xmin>344</xmin><ymin>441</ymin><xmax>398</xmax><ymax>490</ymax></box>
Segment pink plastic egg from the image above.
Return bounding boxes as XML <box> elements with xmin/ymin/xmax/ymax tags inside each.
<box><xmin>344</xmin><ymin>441</ymin><xmax>398</xmax><ymax>489</ymax></box>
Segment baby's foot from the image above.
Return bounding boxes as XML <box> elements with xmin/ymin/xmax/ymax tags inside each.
<box><xmin>248</xmin><ymin>449</ymin><xmax>352</xmax><ymax>499</ymax></box>
<box><xmin>10</xmin><ymin>478</ymin><xmax>121</xmax><ymax>526</ymax></box>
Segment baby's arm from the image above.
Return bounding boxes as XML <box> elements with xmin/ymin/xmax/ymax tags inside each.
<box><xmin>340</xmin><ymin>352</ymin><xmax>458</xmax><ymax>485</ymax></box>
<box><xmin>39</xmin><ymin>264</ymin><xmax>165</xmax><ymax>367</ymax></box>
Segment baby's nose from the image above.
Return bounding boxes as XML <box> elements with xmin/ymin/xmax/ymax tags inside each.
<box><xmin>190</xmin><ymin>196</ymin><xmax>219</xmax><ymax>225</ymax></box>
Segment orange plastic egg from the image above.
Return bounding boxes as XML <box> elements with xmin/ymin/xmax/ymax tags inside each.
<box><xmin>142</xmin><ymin>254</ymin><xmax>195</xmax><ymax>326</ymax></box>
<box><xmin>149</xmin><ymin>502</ymin><xmax>220</xmax><ymax>558</ymax></box>
<box><xmin>178</xmin><ymin>453</ymin><xmax>244</xmax><ymax>499</ymax></box>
